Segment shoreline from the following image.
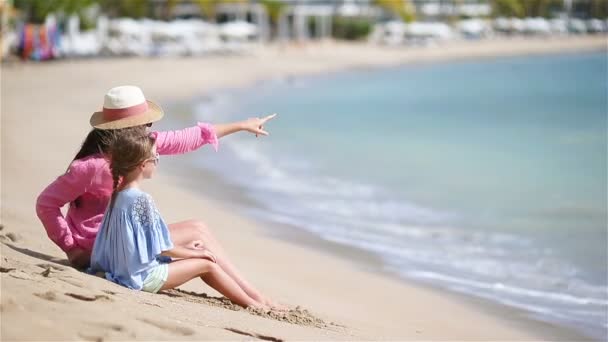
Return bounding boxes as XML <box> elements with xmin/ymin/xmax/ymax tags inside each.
<box><xmin>159</xmin><ymin>62</ymin><xmax>600</xmax><ymax>341</ymax></box>
<box><xmin>2</xmin><ymin>36</ymin><xmax>605</xmax><ymax>340</ymax></box>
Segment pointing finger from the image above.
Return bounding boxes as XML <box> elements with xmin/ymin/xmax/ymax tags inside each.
<box><xmin>261</xmin><ymin>113</ymin><xmax>277</xmax><ymax>124</ymax></box>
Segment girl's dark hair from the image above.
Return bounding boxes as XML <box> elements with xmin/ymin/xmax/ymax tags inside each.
<box><xmin>103</xmin><ymin>131</ymin><xmax>156</xmax><ymax>235</ymax></box>
<box><xmin>70</xmin><ymin>126</ymin><xmax>147</xmax><ymax>207</ymax></box>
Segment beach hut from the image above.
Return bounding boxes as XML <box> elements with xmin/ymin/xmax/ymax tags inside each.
<box><xmin>220</xmin><ymin>20</ymin><xmax>258</xmax><ymax>40</ymax></box>
<box><xmin>493</xmin><ymin>17</ymin><xmax>511</xmax><ymax>34</ymax></box>
<box><xmin>215</xmin><ymin>2</ymin><xmax>269</xmax><ymax>42</ymax></box>
<box><xmin>404</xmin><ymin>22</ymin><xmax>453</xmax><ymax>44</ymax></box>
<box><xmin>509</xmin><ymin>18</ymin><xmax>526</xmax><ymax>34</ymax></box>
<box><xmin>549</xmin><ymin>18</ymin><xmax>568</xmax><ymax>35</ymax></box>
<box><xmin>277</xmin><ymin>4</ymin><xmax>333</xmax><ymax>42</ymax></box>
<box><xmin>381</xmin><ymin>20</ymin><xmax>406</xmax><ymax>45</ymax></box>
<box><xmin>105</xmin><ymin>18</ymin><xmax>149</xmax><ymax>56</ymax></box>
<box><xmin>568</xmin><ymin>19</ymin><xmax>587</xmax><ymax>34</ymax></box>
<box><xmin>457</xmin><ymin>19</ymin><xmax>489</xmax><ymax>39</ymax></box>
<box><xmin>523</xmin><ymin>18</ymin><xmax>551</xmax><ymax>35</ymax></box>
<box><xmin>586</xmin><ymin>19</ymin><xmax>606</xmax><ymax>34</ymax></box>
<box><xmin>219</xmin><ymin>20</ymin><xmax>258</xmax><ymax>53</ymax></box>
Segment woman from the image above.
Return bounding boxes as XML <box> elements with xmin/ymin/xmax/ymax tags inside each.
<box><xmin>36</xmin><ymin>85</ymin><xmax>278</xmax><ymax>307</ymax></box>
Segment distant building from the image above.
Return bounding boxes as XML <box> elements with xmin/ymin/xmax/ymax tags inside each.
<box><xmin>411</xmin><ymin>0</ymin><xmax>492</xmax><ymax>21</ymax></box>
<box><xmin>149</xmin><ymin>0</ymin><xmax>381</xmax><ymax>42</ymax></box>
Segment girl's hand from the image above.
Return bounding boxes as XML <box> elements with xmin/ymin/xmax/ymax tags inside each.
<box><xmin>240</xmin><ymin>113</ymin><xmax>277</xmax><ymax>137</ymax></box>
<box><xmin>199</xmin><ymin>249</ymin><xmax>217</xmax><ymax>263</ymax></box>
<box><xmin>187</xmin><ymin>239</ymin><xmax>205</xmax><ymax>250</ymax></box>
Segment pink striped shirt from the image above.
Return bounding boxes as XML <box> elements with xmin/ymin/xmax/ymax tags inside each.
<box><xmin>35</xmin><ymin>123</ymin><xmax>218</xmax><ymax>253</ymax></box>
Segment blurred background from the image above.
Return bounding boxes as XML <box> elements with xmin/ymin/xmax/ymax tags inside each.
<box><xmin>0</xmin><ymin>0</ymin><xmax>607</xmax><ymax>61</ymax></box>
<box><xmin>1</xmin><ymin>0</ymin><xmax>606</xmax><ymax>340</ymax></box>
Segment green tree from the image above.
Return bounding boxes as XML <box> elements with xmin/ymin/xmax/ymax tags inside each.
<box><xmin>97</xmin><ymin>0</ymin><xmax>148</xmax><ymax>19</ymax></box>
<box><xmin>14</xmin><ymin>0</ymin><xmax>95</xmax><ymax>23</ymax></box>
<box><xmin>260</xmin><ymin>0</ymin><xmax>285</xmax><ymax>39</ymax></box>
<box><xmin>194</xmin><ymin>0</ymin><xmax>246</xmax><ymax>23</ymax></box>
<box><xmin>492</xmin><ymin>0</ymin><xmax>525</xmax><ymax>18</ymax></box>
<box><xmin>521</xmin><ymin>0</ymin><xmax>563</xmax><ymax>18</ymax></box>
<box><xmin>493</xmin><ymin>0</ymin><xmax>565</xmax><ymax>18</ymax></box>
<box><xmin>374</xmin><ymin>0</ymin><xmax>415</xmax><ymax>23</ymax></box>
<box><xmin>589</xmin><ymin>0</ymin><xmax>608</xmax><ymax>18</ymax></box>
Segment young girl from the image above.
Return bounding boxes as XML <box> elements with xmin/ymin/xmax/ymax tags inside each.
<box><xmin>89</xmin><ymin>131</ymin><xmax>266</xmax><ymax>308</ymax></box>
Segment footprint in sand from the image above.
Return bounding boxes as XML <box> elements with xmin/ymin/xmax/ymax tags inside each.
<box><xmin>91</xmin><ymin>322</ymin><xmax>125</xmax><ymax>332</ymax></box>
<box><xmin>137</xmin><ymin>317</ymin><xmax>195</xmax><ymax>336</ymax></box>
<box><xmin>3</xmin><ymin>232</ymin><xmax>20</xmax><ymax>242</ymax></box>
<box><xmin>36</xmin><ymin>264</ymin><xmax>67</xmax><ymax>278</ymax></box>
<box><xmin>34</xmin><ymin>291</ymin><xmax>60</xmax><ymax>302</ymax></box>
<box><xmin>77</xmin><ymin>333</ymin><xmax>104</xmax><ymax>342</ymax></box>
<box><xmin>224</xmin><ymin>327</ymin><xmax>284</xmax><ymax>342</ymax></box>
<box><xmin>77</xmin><ymin>322</ymin><xmax>127</xmax><ymax>342</ymax></box>
<box><xmin>37</xmin><ymin>263</ymin><xmax>67</xmax><ymax>272</ymax></box>
<box><xmin>0</xmin><ymin>266</ymin><xmax>16</xmax><ymax>273</ymax></box>
<box><xmin>1</xmin><ymin>296</ymin><xmax>25</xmax><ymax>312</ymax></box>
<box><xmin>65</xmin><ymin>293</ymin><xmax>112</xmax><ymax>302</ymax></box>
<box><xmin>7</xmin><ymin>270</ymin><xmax>34</xmax><ymax>281</ymax></box>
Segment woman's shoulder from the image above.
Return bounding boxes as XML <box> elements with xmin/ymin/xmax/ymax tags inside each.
<box><xmin>69</xmin><ymin>154</ymin><xmax>108</xmax><ymax>172</ymax></box>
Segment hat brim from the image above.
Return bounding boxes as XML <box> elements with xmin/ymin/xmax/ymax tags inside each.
<box><xmin>90</xmin><ymin>100</ymin><xmax>164</xmax><ymax>130</ymax></box>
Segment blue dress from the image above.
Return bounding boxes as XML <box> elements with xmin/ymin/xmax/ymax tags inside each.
<box><xmin>89</xmin><ymin>187</ymin><xmax>174</xmax><ymax>290</ymax></box>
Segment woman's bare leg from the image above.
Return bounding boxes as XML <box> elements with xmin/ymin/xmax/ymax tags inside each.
<box><xmin>168</xmin><ymin>220</ymin><xmax>272</xmax><ymax>305</ymax></box>
<box><xmin>160</xmin><ymin>258</ymin><xmax>263</xmax><ymax>308</ymax></box>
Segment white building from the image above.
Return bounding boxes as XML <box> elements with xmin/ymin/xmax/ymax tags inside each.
<box><xmin>411</xmin><ymin>0</ymin><xmax>492</xmax><ymax>20</ymax></box>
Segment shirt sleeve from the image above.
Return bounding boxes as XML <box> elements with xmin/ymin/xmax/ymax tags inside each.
<box><xmin>151</xmin><ymin>122</ymin><xmax>219</xmax><ymax>156</ymax></box>
<box><xmin>35</xmin><ymin>160</ymin><xmax>94</xmax><ymax>252</ymax></box>
<box><xmin>130</xmin><ymin>193</ymin><xmax>174</xmax><ymax>264</ymax></box>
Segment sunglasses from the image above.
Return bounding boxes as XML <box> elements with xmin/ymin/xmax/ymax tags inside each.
<box><xmin>146</xmin><ymin>152</ymin><xmax>160</xmax><ymax>166</ymax></box>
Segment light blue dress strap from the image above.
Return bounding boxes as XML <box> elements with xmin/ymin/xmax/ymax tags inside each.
<box><xmin>130</xmin><ymin>193</ymin><xmax>174</xmax><ymax>264</ymax></box>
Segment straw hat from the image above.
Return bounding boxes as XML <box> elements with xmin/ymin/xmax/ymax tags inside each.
<box><xmin>90</xmin><ymin>85</ymin><xmax>164</xmax><ymax>130</ymax></box>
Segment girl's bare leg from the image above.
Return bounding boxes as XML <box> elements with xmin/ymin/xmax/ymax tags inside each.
<box><xmin>168</xmin><ymin>220</ymin><xmax>274</xmax><ymax>306</ymax></box>
<box><xmin>160</xmin><ymin>258</ymin><xmax>263</xmax><ymax>309</ymax></box>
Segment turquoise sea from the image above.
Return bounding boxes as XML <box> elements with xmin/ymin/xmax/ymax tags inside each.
<box><xmin>187</xmin><ymin>52</ymin><xmax>607</xmax><ymax>339</ymax></box>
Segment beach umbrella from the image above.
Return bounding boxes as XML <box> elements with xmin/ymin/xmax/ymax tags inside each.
<box><xmin>384</xmin><ymin>20</ymin><xmax>406</xmax><ymax>35</ymax></box>
<box><xmin>549</xmin><ymin>19</ymin><xmax>568</xmax><ymax>34</ymax></box>
<box><xmin>493</xmin><ymin>17</ymin><xmax>511</xmax><ymax>33</ymax></box>
<box><xmin>586</xmin><ymin>19</ymin><xmax>605</xmax><ymax>33</ymax></box>
<box><xmin>568</xmin><ymin>19</ymin><xmax>587</xmax><ymax>34</ymax></box>
<box><xmin>458</xmin><ymin>19</ymin><xmax>488</xmax><ymax>39</ymax></box>
<box><xmin>523</xmin><ymin>18</ymin><xmax>550</xmax><ymax>35</ymax></box>
<box><xmin>219</xmin><ymin>21</ymin><xmax>258</xmax><ymax>39</ymax></box>
<box><xmin>406</xmin><ymin>22</ymin><xmax>453</xmax><ymax>40</ymax></box>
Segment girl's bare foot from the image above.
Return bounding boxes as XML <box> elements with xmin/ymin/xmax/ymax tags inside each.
<box><xmin>264</xmin><ymin>298</ymin><xmax>289</xmax><ymax>311</ymax></box>
<box><xmin>247</xmin><ymin>301</ymin><xmax>270</xmax><ymax>311</ymax></box>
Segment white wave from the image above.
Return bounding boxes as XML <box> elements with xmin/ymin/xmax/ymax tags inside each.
<box><xmin>407</xmin><ymin>271</ymin><xmax>608</xmax><ymax>306</ymax></box>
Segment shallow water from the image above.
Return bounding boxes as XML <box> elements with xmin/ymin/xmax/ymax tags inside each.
<box><xmin>189</xmin><ymin>52</ymin><xmax>607</xmax><ymax>339</ymax></box>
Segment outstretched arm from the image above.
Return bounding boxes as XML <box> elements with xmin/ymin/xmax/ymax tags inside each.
<box><xmin>153</xmin><ymin>114</ymin><xmax>277</xmax><ymax>156</ymax></box>
<box><xmin>153</xmin><ymin>123</ymin><xmax>219</xmax><ymax>155</ymax></box>
<box><xmin>213</xmin><ymin>113</ymin><xmax>277</xmax><ymax>138</ymax></box>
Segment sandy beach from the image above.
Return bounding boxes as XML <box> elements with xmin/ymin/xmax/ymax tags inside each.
<box><xmin>2</xmin><ymin>36</ymin><xmax>605</xmax><ymax>340</ymax></box>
